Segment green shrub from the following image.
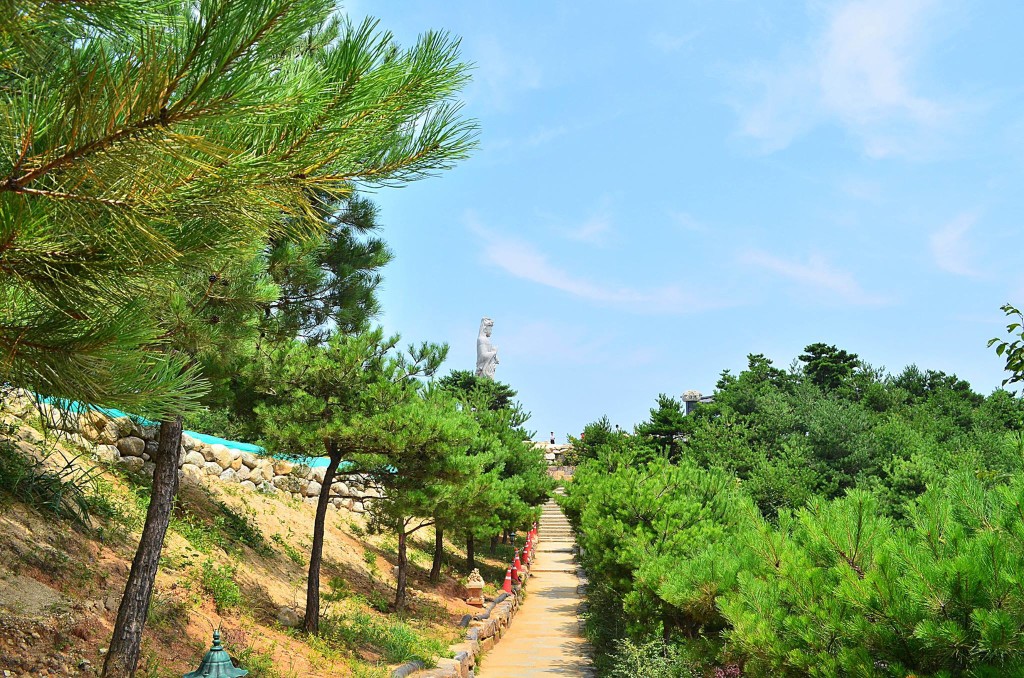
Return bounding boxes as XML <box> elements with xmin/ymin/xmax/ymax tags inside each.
<box><xmin>230</xmin><ymin>645</ymin><xmax>279</xmax><ymax>678</ymax></box>
<box><xmin>324</xmin><ymin>576</ymin><xmax>350</xmax><ymax>602</ymax></box>
<box><xmin>0</xmin><ymin>440</ymin><xmax>98</xmax><ymax>525</ymax></box>
<box><xmin>198</xmin><ymin>559</ymin><xmax>241</xmax><ymax>611</ymax></box>
<box><xmin>146</xmin><ymin>591</ymin><xmax>189</xmax><ymax>633</ymax></box>
<box><xmin>367</xmin><ymin>590</ymin><xmax>390</xmax><ymax>613</ymax></box>
<box><xmin>215</xmin><ymin>501</ymin><xmax>272</xmax><ymax>556</ymax></box>
<box><xmin>319</xmin><ymin>602</ymin><xmax>447</xmax><ymax>665</ymax></box>
<box><xmin>271</xmin><ymin>533</ymin><xmax>305</xmax><ymax>566</ymax></box>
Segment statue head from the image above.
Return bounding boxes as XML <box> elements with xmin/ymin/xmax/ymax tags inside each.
<box><xmin>478</xmin><ymin>317</ymin><xmax>493</xmax><ymax>338</ymax></box>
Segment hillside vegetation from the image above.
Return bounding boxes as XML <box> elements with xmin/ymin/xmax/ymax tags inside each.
<box><xmin>0</xmin><ymin>408</ymin><xmax>523</xmax><ymax>677</ymax></box>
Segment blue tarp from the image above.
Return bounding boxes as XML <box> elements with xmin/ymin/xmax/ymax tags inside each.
<box><xmin>30</xmin><ymin>394</ymin><xmax>356</xmax><ymax>464</ymax></box>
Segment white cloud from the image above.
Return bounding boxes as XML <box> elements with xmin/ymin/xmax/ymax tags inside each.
<box><xmin>930</xmin><ymin>213</ymin><xmax>981</xmax><ymax>277</ymax></box>
<box><xmin>467</xmin><ymin>215</ymin><xmax>721</xmax><ymax>314</ymax></box>
<box><xmin>501</xmin><ymin>320</ymin><xmax>611</xmax><ymax>365</ymax></box>
<box><xmin>839</xmin><ymin>176</ymin><xmax>884</xmax><ymax>202</ymax></box>
<box><xmin>486</xmin><ymin>125</ymin><xmax>569</xmax><ymax>154</ymax></box>
<box><xmin>650</xmin><ymin>29</ymin><xmax>700</xmax><ymax>54</ymax></box>
<box><xmin>470</xmin><ymin>35</ymin><xmax>543</xmax><ymax>111</ymax></box>
<box><xmin>668</xmin><ymin>210</ymin><xmax>708</xmax><ymax>233</ymax></box>
<box><xmin>733</xmin><ymin>0</ymin><xmax>953</xmax><ymax>156</ymax></box>
<box><xmin>565</xmin><ymin>213</ymin><xmax>613</xmax><ymax>245</ymax></box>
<box><xmin>741</xmin><ymin>249</ymin><xmax>889</xmax><ymax>306</ymax></box>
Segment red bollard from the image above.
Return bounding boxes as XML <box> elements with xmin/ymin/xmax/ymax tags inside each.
<box><xmin>513</xmin><ymin>549</ymin><xmax>522</xmax><ymax>578</ymax></box>
<box><xmin>502</xmin><ymin>567</ymin><xmax>513</xmax><ymax>593</ymax></box>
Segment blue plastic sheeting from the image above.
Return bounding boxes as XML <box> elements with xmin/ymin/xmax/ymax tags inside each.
<box><xmin>33</xmin><ymin>395</ymin><xmax>346</xmax><ymax>464</ymax></box>
<box><xmin>183</xmin><ymin>430</ymin><xmax>264</xmax><ymax>454</ymax></box>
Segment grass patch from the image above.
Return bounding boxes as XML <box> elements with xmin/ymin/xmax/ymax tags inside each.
<box><xmin>198</xmin><ymin>559</ymin><xmax>242</xmax><ymax>611</ymax></box>
<box><xmin>319</xmin><ymin>599</ymin><xmax>449</xmax><ymax>666</ymax></box>
<box><xmin>230</xmin><ymin>645</ymin><xmax>280</xmax><ymax>678</ymax></box>
<box><xmin>216</xmin><ymin>500</ymin><xmax>272</xmax><ymax>556</ymax></box>
<box><xmin>0</xmin><ymin>439</ymin><xmax>99</xmax><ymax>525</ymax></box>
<box><xmin>272</xmin><ymin>533</ymin><xmax>305</xmax><ymax>566</ymax></box>
<box><xmin>146</xmin><ymin>590</ymin><xmax>189</xmax><ymax>633</ymax></box>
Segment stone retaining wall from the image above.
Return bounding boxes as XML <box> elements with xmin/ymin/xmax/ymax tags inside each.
<box><xmin>530</xmin><ymin>441</ymin><xmax>573</xmax><ymax>465</ymax></box>
<box><xmin>0</xmin><ymin>389</ymin><xmax>379</xmax><ymax>515</ymax></box>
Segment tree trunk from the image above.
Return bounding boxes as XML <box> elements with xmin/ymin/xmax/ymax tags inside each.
<box><xmin>489</xmin><ymin>534</ymin><xmax>498</xmax><ymax>555</ymax></box>
<box><xmin>429</xmin><ymin>525</ymin><xmax>443</xmax><ymax>583</ymax></box>
<box><xmin>304</xmin><ymin>446</ymin><xmax>341</xmax><ymax>634</ymax></box>
<box><xmin>395</xmin><ymin>526</ymin><xmax>408</xmax><ymax>610</ymax></box>
<box><xmin>466</xmin><ymin>533</ymin><xmax>475</xmax><ymax>571</ymax></box>
<box><xmin>103</xmin><ymin>416</ymin><xmax>182</xmax><ymax>678</ymax></box>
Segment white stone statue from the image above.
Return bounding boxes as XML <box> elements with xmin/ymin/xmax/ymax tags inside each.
<box><xmin>475</xmin><ymin>317</ymin><xmax>499</xmax><ymax>379</ymax></box>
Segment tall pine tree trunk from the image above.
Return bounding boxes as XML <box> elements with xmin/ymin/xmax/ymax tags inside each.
<box><xmin>466</xmin><ymin>533</ymin><xmax>475</xmax><ymax>571</ymax></box>
<box><xmin>304</xmin><ymin>445</ymin><xmax>340</xmax><ymax>634</ymax></box>
<box><xmin>103</xmin><ymin>416</ymin><xmax>182</xmax><ymax>678</ymax></box>
<box><xmin>429</xmin><ymin>525</ymin><xmax>443</xmax><ymax>583</ymax></box>
<box><xmin>489</xmin><ymin>534</ymin><xmax>498</xmax><ymax>555</ymax></box>
<box><xmin>396</xmin><ymin>526</ymin><xmax>409</xmax><ymax>610</ymax></box>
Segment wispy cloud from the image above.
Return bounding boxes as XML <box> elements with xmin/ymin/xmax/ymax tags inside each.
<box><xmin>839</xmin><ymin>176</ymin><xmax>884</xmax><ymax>202</ymax></box>
<box><xmin>502</xmin><ymin>320</ymin><xmax>612</xmax><ymax>365</ymax></box>
<box><xmin>486</xmin><ymin>125</ymin><xmax>569</xmax><ymax>153</ymax></box>
<box><xmin>565</xmin><ymin>213</ymin><xmax>613</xmax><ymax>245</ymax></box>
<box><xmin>732</xmin><ymin>0</ymin><xmax>954</xmax><ymax>157</ymax></box>
<box><xmin>470</xmin><ymin>35</ymin><xmax>543</xmax><ymax>111</ymax></box>
<box><xmin>930</xmin><ymin>213</ymin><xmax>981</xmax><ymax>277</ymax></box>
<box><xmin>468</xmin><ymin>215</ymin><xmax>721</xmax><ymax>314</ymax></box>
<box><xmin>741</xmin><ymin>249</ymin><xmax>889</xmax><ymax>306</ymax></box>
<box><xmin>668</xmin><ymin>210</ymin><xmax>708</xmax><ymax>233</ymax></box>
<box><xmin>650</xmin><ymin>29</ymin><xmax>700</xmax><ymax>54</ymax></box>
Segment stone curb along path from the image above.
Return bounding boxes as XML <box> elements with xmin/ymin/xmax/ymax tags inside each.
<box><xmin>393</xmin><ymin>588</ymin><xmax>525</xmax><ymax>678</ymax></box>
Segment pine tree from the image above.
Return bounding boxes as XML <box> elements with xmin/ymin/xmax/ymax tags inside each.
<box><xmin>4</xmin><ymin>2</ymin><xmax>476</xmax><ymax>674</ymax></box>
<box><xmin>258</xmin><ymin>329</ymin><xmax>458</xmax><ymax>624</ymax></box>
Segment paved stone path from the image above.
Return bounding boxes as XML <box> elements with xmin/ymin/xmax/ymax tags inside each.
<box><xmin>479</xmin><ymin>491</ymin><xmax>593</xmax><ymax>677</ymax></box>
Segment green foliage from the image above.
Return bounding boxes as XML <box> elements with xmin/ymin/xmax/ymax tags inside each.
<box><xmin>271</xmin><ymin>534</ymin><xmax>306</xmax><ymax>566</ymax></box>
<box><xmin>319</xmin><ymin>602</ymin><xmax>448</xmax><ymax>665</ymax></box>
<box><xmin>0</xmin><ymin>1</ymin><xmax>478</xmax><ymax>417</ymax></box>
<box><xmin>198</xmin><ymin>559</ymin><xmax>242</xmax><ymax>611</ymax></box>
<box><xmin>570</xmin><ymin>340</ymin><xmax>1024</xmax><ymax>675</ymax></box>
<box><xmin>798</xmin><ymin>342</ymin><xmax>860</xmax><ymax>391</ymax></box>
<box><xmin>990</xmin><ymin>303</ymin><xmax>1024</xmax><ymax>392</ymax></box>
<box><xmin>635</xmin><ymin>394</ymin><xmax>687</xmax><ymax>459</ymax></box>
<box><xmin>228</xmin><ymin>645</ymin><xmax>280</xmax><ymax>678</ymax></box>
<box><xmin>608</xmin><ymin>640</ymin><xmax>698</xmax><ymax>678</ymax></box>
<box><xmin>0</xmin><ymin>440</ymin><xmax>98</xmax><ymax>525</ymax></box>
<box><xmin>214</xmin><ymin>501</ymin><xmax>272</xmax><ymax>556</ymax></box>
<box><xmin>145</xmin><ymin>591</ymin><xmax>189</xmax><ymax>634</ymax></box>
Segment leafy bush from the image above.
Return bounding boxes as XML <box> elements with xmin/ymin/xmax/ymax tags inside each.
<box><xmin>271</xmin><ymin>533</ymin><xmax>305</xmax><ymax>566</ymax></box>
<box><xmin>215</xmin><ymin>501</ymin><xmax>272</xmax><ymax>556</ymax></box>
<box><xmin>198</xmin><ymin>559</ymin><xmax>241</xmax><ymax>611</ymax></box>
<box><xmin>319</xmin><ymin>601</ymin><xmax>448</xmax><ymax>665</ymax></box>
<box><xmin>608</xmin><ymin>640</ymin><xmax>697</xmax><ymax>678</ymax></box>
<box><xmin>230</xmin><ymin>645</ymin><xmax>279</xmax><ymax>678</ymax></box>
<box><xmin>0</xmin><ymin>440</ymin><xmax>98</xmax><ymax>525</ymax></box>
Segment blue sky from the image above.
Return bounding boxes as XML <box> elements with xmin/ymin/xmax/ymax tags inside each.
<box><xmin>347</xmin><ymin>0</ymin><xmax>1024</xmax><ymax>441</ymax></box>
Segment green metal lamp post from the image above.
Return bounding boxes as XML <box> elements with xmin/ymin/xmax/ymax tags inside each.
<box><xmin>184</xmin><ymin>630</ymin><xmax>248</xmax><ymax>678</ymax></box>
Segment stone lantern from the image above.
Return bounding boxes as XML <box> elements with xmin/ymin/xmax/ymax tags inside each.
<box><xmin>465</xmin><ymin>568</ymin><xmax>485</xmax><ymax>607</ymax></box>
<box><xmin>184</xmin><ymin>630</ymin><xmax>249</xmax><ymax>678</ymax></box>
